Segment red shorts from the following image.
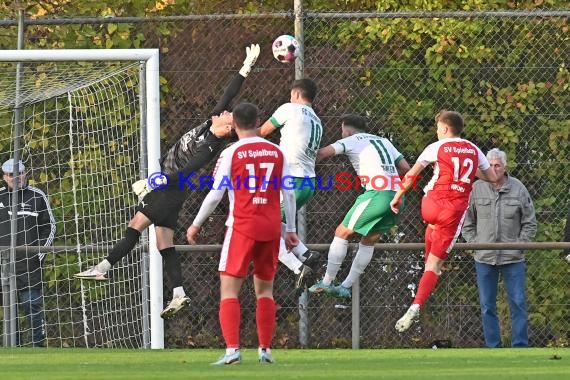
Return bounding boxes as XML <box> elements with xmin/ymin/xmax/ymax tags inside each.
<box><xmin>421</xmin><ymin>196</ymin><xmax>467</xmax><ymax>260</ymax></box>
<box><xmin>219</xmin><ymin>227</ymin><xmax>279</xmax><ymax>281</ymax></box>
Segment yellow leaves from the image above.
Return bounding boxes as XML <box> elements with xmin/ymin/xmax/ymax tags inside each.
<box><xmin>35</xmin><ymin>72</ymin><xmax>47</xmax><ymax>88</ymax></box>
<box><xmin>92</xmin><ymin>35</ymin><xmax>102</xmax><ymax>47</ymax></box>
<box><xmin>31</xmin><ymin>6</ymin><xmax>48</xmax><ymax>17</ymax></box>
<box><xmin>440</xmin><ymin>37</ymin><xmax>455</xmax><ymax>48</ymax></box>
<box><xmin>456</xmin><ymin>43</ymin><xmax>468</xmax><ymax>58</ymax></box>
<box><xmin>359</xmin><ymin>69</ymin><xmax>373</xmax><ymax>86</ymax></box>
<box><xmin>516</xmin><ymin>102</ymin><xmax>526</xmax><ymax>112</ymax></box>
<box><xmin>547</xmin><ymin>120</ymin><xmax>570</xmax><ymax>154</ymax></box>
<box><xmin>118</xmin><ymin>30</ymin><xmax>130</xmax><ymax>41</ymax></box>
<box><xmin>147</xmin><ymin>0</ymin><xmax>176</xmax><ymax>13</ymax></box>
<box><xmin>107</xmin><ymin>23</ymin><xmax>118</xmax><ymax>35</ymax></box>
<box><xmin>101</xmin><ymin>7</ymin><xmax>115</xmax><ymax>17</ymax></box>
<box><xmin>444</xmin><ymin>69</ymin><xmax>454</xmax><ymax>83</ymax></box>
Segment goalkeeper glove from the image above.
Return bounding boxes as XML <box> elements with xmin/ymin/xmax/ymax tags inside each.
<box><xmin>239</xmin><ymin>43</ymin><xmax>260</xmax><ymax>78</ymax></box>
<box><xmin>132</xmin><ymin>179</ymin><xmax>151</xmax><ymax>200</ymax></box>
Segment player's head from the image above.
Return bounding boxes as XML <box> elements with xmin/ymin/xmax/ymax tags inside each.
<box><xmin>486</xmin><ymin>148</ymin><xmax>508</xmax><ymax>180</ymax></box>
<box><xmin>232</xmin><ymin>102</ymin><xmax>259</xmax><ymax>131</ymax></box>
<box><xmin>340</xmin><ymin>114</ymin><xmax>368</xmax><ymax>138</ymax></box>
<box><xmin>2</xmin><ymin>158</ymin><xmax>27</xmax><ymax>189</ymax></box>
<box><xmin>435</xmin><ymin>110</ymin><xmax>464</xmax><ymax>139</ymax></box>
<box><xmin>210</xmin><ymin>111</ymin><xmax>234</xmax><ymax>138</ymax></box>
<box><xmin>290</xmin><ymin>78</ymin><xmax>317</xmax><ymax>104</ymax></box>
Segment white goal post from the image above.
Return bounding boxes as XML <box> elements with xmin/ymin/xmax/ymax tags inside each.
<box><xmin>0</xmin><ymin>49</ymin><xmax>163</xmax><ymax>349</ymax></box>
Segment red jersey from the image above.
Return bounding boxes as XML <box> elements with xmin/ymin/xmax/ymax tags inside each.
<box><xmin>212</xmin><ymin>137</ymin><xmax>286</xmax><ymax>241</ymax></box>
<box><xmin>417</xmin><ymin>138</ymin><xmax>489</xmax><ymax>208</ymax></box>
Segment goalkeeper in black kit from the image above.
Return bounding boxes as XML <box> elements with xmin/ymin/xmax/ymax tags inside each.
<box><xmin>74</xmin><ymin>44</ymin><xmax>260</xmax><ymax>319</ymax></box>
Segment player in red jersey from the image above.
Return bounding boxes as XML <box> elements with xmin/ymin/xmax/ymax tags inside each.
<box><xmin>186</xmin><ymin>102</ymin><xmax>299</xmax><ymax>365</ymax></box>
<box><xmin>390</xmin><ymin>110</ymin><xmax>497</xmax><ymax>332</ymax></box>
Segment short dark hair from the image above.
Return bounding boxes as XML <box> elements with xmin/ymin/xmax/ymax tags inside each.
<box><xmin>232</xmin><ymin>102</ymin><xmax>259</xmax><ymax>130</ymax></box>
<box><xmin>435</xmin><ymin>110</ymin><xmax>464</xmax><ymax>135</ymax></box>
<box><xmin>340</xmin><ymin>114</ymin><xmax>367</xmax><ymax>132</ymax></box>
<box><xmin>291</xmin><ymin>78</ymin><xmax>317</xmax><ymax>102</ymax></box>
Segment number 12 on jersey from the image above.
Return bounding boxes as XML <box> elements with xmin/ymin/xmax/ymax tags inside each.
<box><xmin>451</xmin><ymin>156</ymin><xmax>474</xmax><ymax>183</ymax></box>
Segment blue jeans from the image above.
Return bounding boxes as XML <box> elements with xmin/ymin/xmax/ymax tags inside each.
<box><xmin>475</xmin><ymin>261</ymin><xmax>528</xmax><ymax>348</ymax></box>
<box><xmin>18</xmin><ymin>288</ymin><xmax>46</xmax><ymax>346</ymax></box>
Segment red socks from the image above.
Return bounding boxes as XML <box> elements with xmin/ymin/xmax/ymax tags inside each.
<box><xmin>256</xmin><ymin>297</ymin><xmax>276</xmax><ymax>349</ymax></box>
<box><xmin>219</xmin><ymin>298</ymin><xmax>240</xmax><ymax>348</ymax></box>
<box><xmin>219</xmin><ymin>297</ymin><xmax>276</xmax><ymax>350</ymax></box>
<box><xmin>413</xmin><ymin>270</ymin><xmax>439</xmax><ymax>306</ymax></box>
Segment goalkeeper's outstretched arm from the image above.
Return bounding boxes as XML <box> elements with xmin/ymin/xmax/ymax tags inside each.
<box><xmin>211</xmin><ymin>43</ymin><xmax>260</xmax><ymax>116</ymax></box>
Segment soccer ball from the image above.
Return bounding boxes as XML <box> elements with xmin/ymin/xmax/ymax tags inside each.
<box><xmin>272</xmin><ymin>34</ymin><xmax>299</xmax><ymax>63</ymax></box>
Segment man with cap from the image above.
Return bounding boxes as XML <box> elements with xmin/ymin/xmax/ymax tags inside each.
<box><xmin>0</xmin><ymin>158</ymin><xmax>56</xmax><ymax>347</ymax></box>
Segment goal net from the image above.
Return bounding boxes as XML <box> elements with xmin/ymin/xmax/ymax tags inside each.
<box><xmin>0</xmin><ymin>50</ymin><xmax>162</xmax><ymax>348</ymax></box>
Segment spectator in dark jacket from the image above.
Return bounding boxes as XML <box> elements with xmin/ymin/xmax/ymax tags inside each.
<box><xmin>0</xmin><ymin>158</ymin><xmax>55</xmax><ymax>347</ymax></box>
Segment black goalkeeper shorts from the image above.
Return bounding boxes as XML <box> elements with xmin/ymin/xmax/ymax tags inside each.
<box><xmin>136</xmin><ymin>187</ymin><xmax>188</xmax><ymax>230</ymax></box>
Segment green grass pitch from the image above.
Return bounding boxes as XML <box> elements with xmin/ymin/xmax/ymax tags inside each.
<box><xmin>1</xmin><ymin>347</ymin><xmax>568</xmax><ymax>379</ymax></box>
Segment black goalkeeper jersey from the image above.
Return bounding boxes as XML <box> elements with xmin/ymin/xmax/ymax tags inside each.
<box><xmin>158</xmin><ymin>73</ymin><xmax>245</xmax><ymax>186</ymax></box>
<box><xmin>159</xmin><ymin>119</ymin><xmax>227</xmax><ymax>181</ymax></box>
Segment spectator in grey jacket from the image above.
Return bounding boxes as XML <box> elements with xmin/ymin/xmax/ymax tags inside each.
<box><xmin>462</xmin><ymin>148</ymin><xmax>537</xmax><ymax>348</ymax></box>
<box><xmin>0</xmin><ymin>159</ymin><xmax>56</xmax><ymax>347</ymax></box>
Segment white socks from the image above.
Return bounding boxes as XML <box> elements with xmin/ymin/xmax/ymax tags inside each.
<box><xmin>281</xmin><ymin>222</ymin><xmax>309</xmax><ymax>262</ymax></box>
<box><xmin>173</xmin><ymin>286</ymin><xmax>186</xmax><ymax>299</ymax></box>
<box><xmin>277</xmin><ymin>238</ymin><xmax>303</xmax><ymax>274</ymax></box>
<box><xmin>96</xmin><ymin>259</ymin><xmax>111</xmax><ymax>273</ymax></box>
<box><xmin>341</xmin><ymin>243</ymin><xmax>374</xmax><ymax>288</ymax></box>
<box><xmin>323</xmin><ymin>237</ymin><xmax>348</xmax><ymax>285</ymax></box>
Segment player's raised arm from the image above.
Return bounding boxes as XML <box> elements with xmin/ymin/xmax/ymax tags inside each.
<box><xmin>257</xmin><ymin>119</ymin><xmax>278</xmax><ymax>137</ymax></box>
<box><xmin>211</xmin><ymin>43</ymin><xmax>260</xmax><ymax>116</ymax></box>
<box><xmin>474</xmin><ymin>147</ymin><xmax>497</xmax><ymax>183</ymax></box>
<box><xmin>257</xmin><ymin>100</ymin><xmax>291</xmax><ymax>137</ymax></box>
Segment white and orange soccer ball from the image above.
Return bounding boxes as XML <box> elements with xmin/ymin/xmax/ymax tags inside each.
<box><xmin>272</xmin><ymin>34</ymin><xmax>300</xmax><ymax>63</ymax></box>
